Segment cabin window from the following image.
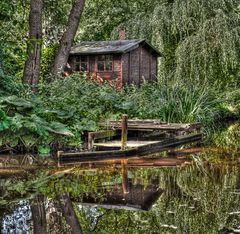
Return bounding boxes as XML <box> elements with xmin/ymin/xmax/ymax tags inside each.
<box><xmin>97</xmin><ymin>55</ymin><xmax>113</xmax><ymax>71</ymax></box>
<box><xmin>75</xmin><ymin>56</ymin><xmax>88</xmax><ymax>72</ymax></box>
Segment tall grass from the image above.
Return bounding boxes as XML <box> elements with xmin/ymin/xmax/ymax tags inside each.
<box><xmin>123</xmin><ymin>79</ymin><xmax>224</xmax><ymax>126</ymax></box>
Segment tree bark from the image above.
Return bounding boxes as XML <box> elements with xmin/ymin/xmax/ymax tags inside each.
<box><xmin>51</xmin><ymin>0</ymin><xmax>85</xmax><ymax>75</ymax></box>
<box><xmin>23</xmin><ymin>0</ymin><xmax>43</xmax><ymax>85</ymax></box>
<box><xmin>57</xmin><ymin>193</ymin><xmax>83</xmax><ymax>234</ymax></box>
<box><xmin>46</xmin><ymin>200</ymin><xmax>71</xmax><ymax>234</ymax></box>
<box><xmin>31</xmin><ymin>195</ymin><xmax>47</xmax><ymax>234</ymax></box>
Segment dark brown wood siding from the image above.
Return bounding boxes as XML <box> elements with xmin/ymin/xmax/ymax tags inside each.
<box><xmin>122</xmin><ymin>53</ymin><xmax>129</xmax><ymax>84</ymax></box>
<box><xmin>140</xmin><ymin>46</ymin><xmax>150</xmax><ymax>82</ymax></box>
<box><xmin>89</xmin><ymin>55</ymin><xmax>95</xmax><ymax>71</ymax></box>
<box><xmin>113</xmin><ymin>54</ymin><xmax>121</xmax><ymax>72</ymax></box>
<box><xmin>129</xmin><ymin>48</ymin><xmax>140</xmax><ymax>85</ymax></box>
<box><xmin>121</xmin><ymin>45</ymin><xmax>158</xmax><ymax>85</ymax></box>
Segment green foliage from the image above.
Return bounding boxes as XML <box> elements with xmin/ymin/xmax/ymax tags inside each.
<box><xmin>207</xmin><ymin>123</ymin><xmax>240</xmax><ymax>150</ymax></box>
<box><xmin>0</xmin><ymin>0</ymin><xmax>74</xmax><ymax>79</ymax></box>
<box><xmin>0</xmin><ymin>0</ymin><xmax>28</xmax><ymax>77</ymax></box>
<box><xmin>41</xmin><ymin>74</ymin><xmax>125</xmax><ymax>144</ymax></box>
<box><xmin>43</xmin><ymin>0</ymin><xmax>73</xmax><ymax>43</ymax></box>
<box><xmin>123</xmin><ymin>80</ymin><xmax>223</xmax><ymax>126</ymax></box>
<box><xmin>40</xmin><ymin>43</ymin><xmax>59</xmax><ymax>81</ymax></box>
<box><xmin>38</xmin><ymin>145</ymin><xmax>51</xmax><ymax>154</ymax></box>
<box><xmin>225</xmin><ymin>89</ymin><xmax>240</xmax><ymax>118</ymax></box>
<box><xmin>77</xmin><ymin>0</ymin><xmax>136</xmax><ymax>41</ymax></box>
<box><xmin>0</xmin><ymin>98</ymin><xmax>73</xmax><ymax>149</ymax></box>
<box><xmin>0</xmin><ymin>70</ymin><xmax>237</xmax><ymax>150</ymax></box>
<box><xmin>37</xmin><ymin>73</ymin><xmax>236</xmax><ymax>146</ymax></box>
<box><xmin>0</xmin><ymin>69</ymin><xmax>25</xmax><ymax>96</ymax></box>
<box><xmin>0</xmin><ymin>72</ymin><xmax>73</xmax><ymax>150</ymax></box>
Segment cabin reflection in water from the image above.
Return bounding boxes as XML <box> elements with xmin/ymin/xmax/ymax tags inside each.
<box><xmin>80</xmin><ymin>178</ymin><xmax>163</xmax><ymax>211</ymax></box>
<box><xmin>76</xmin><ymin>160</ymin><xmax>164</xmax><ymax>211</ymax></box>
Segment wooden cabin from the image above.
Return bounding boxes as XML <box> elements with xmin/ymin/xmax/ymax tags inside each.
<box><xmin>68</xmin><ymin>40</ymin><xmax>161</xmax><ymax>88</ymax></box>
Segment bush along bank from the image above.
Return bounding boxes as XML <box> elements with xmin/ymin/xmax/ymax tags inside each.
<box><xmin>0</xmin><ymin>73</ymin><xmax>239</xmax><ymax>155</ymax></box>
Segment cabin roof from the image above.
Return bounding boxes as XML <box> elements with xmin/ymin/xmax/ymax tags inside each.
<box><xmin>70</xmin><ymin>39</ymin><xmax>161</xmax><ymax>56</ymax></box>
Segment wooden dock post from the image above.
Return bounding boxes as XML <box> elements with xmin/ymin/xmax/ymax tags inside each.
<box><xmin>88</xmin><ymin>130</ymin><xmax>119</xmax><ymax>150</ymax></box>
<box><xmin>121</xmin><ymin>114</ymin><xmax>128</xmax><ymax>150</ymax></box>
<box><xmin>57</xmin><ymin>151</ymin><xmax>63</xmax><ymax>167</ymax></box>
<box><xmin>88</xmin><ymin>133</ymin><xmax>94</xmax><ymax>150</ymax></box>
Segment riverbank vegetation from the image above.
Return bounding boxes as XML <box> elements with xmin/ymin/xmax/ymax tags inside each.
<box><xmin>0</xmin><ymin>72</ymin><xmax>239</xmax><ymax>152</ymax></box>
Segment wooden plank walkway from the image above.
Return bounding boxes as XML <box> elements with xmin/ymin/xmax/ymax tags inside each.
<box><xmin>94</xmin><ymin>140</ymin><xmax>159</xmax><ymax>148</ymax></box>
<box><xmin>100</xmin><ymin>119</ymin><xmax>201</xmax><ymax>132</ymax></box>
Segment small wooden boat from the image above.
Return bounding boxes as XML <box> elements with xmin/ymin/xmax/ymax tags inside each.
<box><xmin>58</xmin><ymin>117</ymin><xmax>202</xmax><ymax>164</ymax></box>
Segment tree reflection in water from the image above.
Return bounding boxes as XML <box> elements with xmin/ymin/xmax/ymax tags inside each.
<box><xmin>0</xmin><ymin>150</ymin><xmax>239</xmax><ymax>233</ymax></box>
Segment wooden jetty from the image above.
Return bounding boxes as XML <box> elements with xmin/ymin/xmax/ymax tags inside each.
<box><xmin>58</xmin><ymin>116</ymin><xmax>202</xmax><ymax>164</ymax></box>
<box><xmin>100</xmin><ymin>119</ymin><xmax>201</xmax><ymax>132</ymax></box>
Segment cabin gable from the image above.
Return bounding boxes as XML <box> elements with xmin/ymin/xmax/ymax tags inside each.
<box><xmin>121</xmin><ymin>44</ymin><xmax>158</xmax><ymax>85</ymax></box>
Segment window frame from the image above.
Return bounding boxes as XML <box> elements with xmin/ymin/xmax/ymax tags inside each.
<box><xmin>96</xmin><ymin>55</ymin><xmax>113</xmax><ymax>72</ymax></box>
<box><xmin>75</xmin><ymin>56</ymin><xmax>89</xmax><ymax>72</ymax></box>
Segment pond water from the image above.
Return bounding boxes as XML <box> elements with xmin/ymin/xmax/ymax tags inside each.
<box><xmin>0</xmin><ymin>124</ymin><xmax>239</xmax><ymax>234</ymax></box>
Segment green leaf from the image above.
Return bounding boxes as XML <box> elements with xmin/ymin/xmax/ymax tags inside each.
<box><xmin>21</xmin><ymin>135</ymin><xmax>37</xmax><ymax>146</ymax></box>
<box><xmin>43</xmin><ymin>107</ymin><xmax>76</xmax><ymax>119</ymax></box>
<box><xmin>48</xmin><ymin>122</ymin><xmax>74</xmax><ymax>136</ymax></box>
<box><xmin>38</xmin><ymin>146</ymin><xmax>51</xmax><ymax>154</ymax></box>
<box><xmin>0</xmin><ymin>119</ymin><xmax>11</xmax><ymax>131</ymax></box>
<box><xmin>1</xmin><ymin>95</ymin><xmax>35</xmax><ymax>108</ymax></box>
<box><xmin>9</xmin><ymin>137</ymin><xmax>18</xmax><ymax>147</ymax></box>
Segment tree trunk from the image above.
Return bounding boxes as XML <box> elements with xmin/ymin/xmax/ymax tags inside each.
<box><xmin>31</xmin><ymin>195</ymin><xmax>47</xmax><ymax>234</ymax></box>
<box><xmin>23</xmin><ymin>0</ymin><xmax>43</xmax><ymax>85</ymax></box>
<box><xmin>57</xmin><ymin>193</ymin><xmax>83</xmax><ymax>234</ymax></box>
<box><xmin>46</xmin><ymin>200</ymin><xmax>71</xmax><ymax>234</ymax></box>
<box><xmin>51</xmin><ymin>0</ymin><xmax>85</xmax><ymax>75</ymax></box>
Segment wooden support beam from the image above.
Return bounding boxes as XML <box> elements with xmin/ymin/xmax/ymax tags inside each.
<box><xmin>88</xmin><ymin>130</ymin><xmax>119</xmax><ymax>150</ymax></box>
<box><xmin>121</xmin><ymin>114</ymin><xmax>128</xmax><ymax>150</ymax></box>
<box><xmin>57</xmin><ymin>151</ymin><xmax>64</xmax><ymax>167</ymax></box>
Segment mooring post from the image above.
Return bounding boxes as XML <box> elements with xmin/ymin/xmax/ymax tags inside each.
<box><xmin>88</xmin><ymin>132</ymin><xmax>93</xmax><ymax>150</ymax></box>
<box><xmin>121</xmin><ymin>114</ymin><xmax>128</xmax><ymax>150</ymax></box>
<box><xmin>57</xmin><ymin>151</ymin><xmax>63</xmax><ymax>168</ymax></box>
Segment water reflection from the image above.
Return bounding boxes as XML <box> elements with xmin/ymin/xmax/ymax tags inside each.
<box><xmin>80</xmin><ymin>162</ymin><xmax>163</xmax><ymax>211</ymax></box>
<box><xmin>2</xmin><ymin>201</ymin><xmax>31</xmax><ymax>233</ymax></box>
<box><xmin>208</xmin><ymin>123</ymin><xmax>240</xmax><ymax>150</ymax></box>
<box><xmin>0</xmin><ymin>149</ymin><xmax>239</xmax><ymax>233</ymax></box>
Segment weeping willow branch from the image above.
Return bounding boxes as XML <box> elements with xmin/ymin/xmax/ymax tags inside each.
<box><xmin>109</xmin><ymin>0</ymin><xmax>240</xmax><ymax>85</ymax></box>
